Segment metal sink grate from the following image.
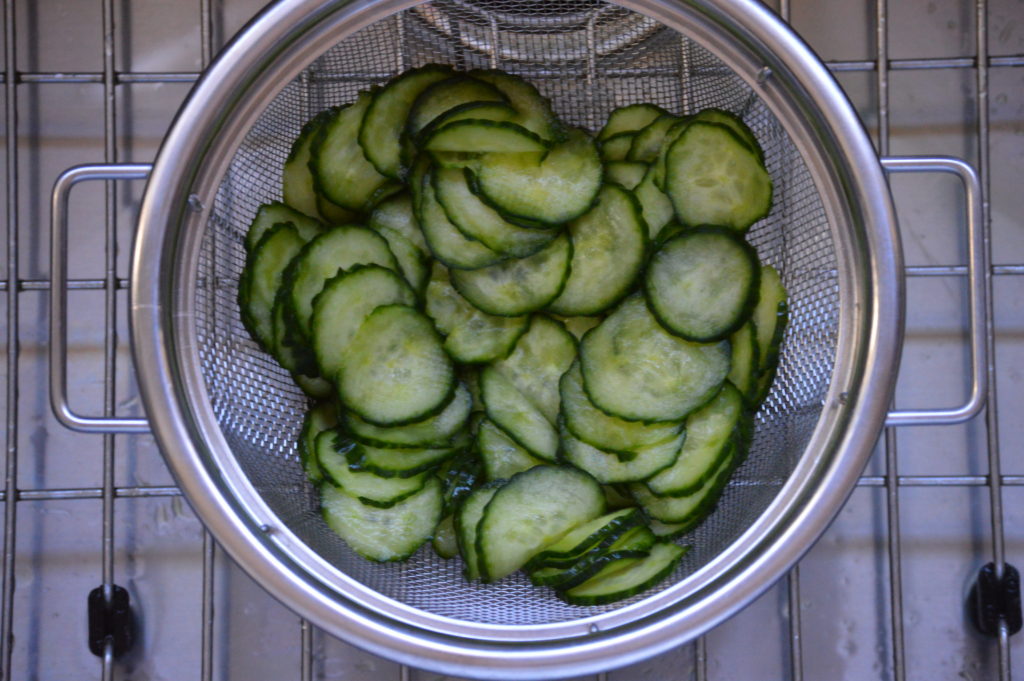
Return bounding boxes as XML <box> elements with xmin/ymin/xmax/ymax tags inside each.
<box><xmin>3</xmin><ymin>0</ymin><xmax>1023</xmax><ymax>679</ymax></box>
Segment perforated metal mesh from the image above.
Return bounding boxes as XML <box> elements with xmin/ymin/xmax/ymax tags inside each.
<box><xmin>193</xmin><ymin>0</ymin><xmax>838</xmax><ymax>627</ymax></box>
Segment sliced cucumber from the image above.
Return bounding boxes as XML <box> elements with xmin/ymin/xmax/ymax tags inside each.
<box><xmin>630</xmin><ymin>447</ymin><xmax>735</xmax><ymax>524</ymax></box>
<box><xmin>406</xmin><ymin>76</ymin><xmax>506</xmax><ymax>142</ymax></box>
<box><xmin>579</xmin><ymin>295</ymin><xmax>731</xmax><ymax>423</ymax></box>
<box><xmin>529</xmin><ymin>525</ymin><xmax>656</xmax><ymax>589</ymax></box>
<box><xmin>344</xmin><ymin>382</ymin><xmax>471</xmax><ymax>449</ymax></box>
<box><xmin>239</xmin><ymin>222</ymin><xmax>305</xmax><ymax>353</ymax></box>
<box><xmin>598</xmin><ymin>103</ymin><xmax>670</xmax><ymax>141</ymax></box>
<box><xmin>450</xmin><ymin>233</ymin><xmax>572</xmax><ymax>317</ymax></box>
<box><xmin>286</xmin><ymin>224</ymin><xmax>399</xmax><ymax>342</ymax></box>
<box><xmin>560</xmin><ymin>362</ymin><xmax>684</xmax><ymax>457</ymax></box>
<box><xmin>321</xmin><ymin>476</ymin><xmax>441</xmax><ymax>562</ymax></box>
<box><xmin>548</xmin><ymin>184</ymin><xmax>648</xmax><ymax>316</ymax></box>
<box><xmin>457</xmin><ymin>482</ymin><xmax>503</xmax><ymax>580</ymax></box>
<box><xmin>644</xmin><ymin>225</ymin><xmax>760</xmax><ymax>342</ymax></box>
<box><xmin>359</xmin><ymin>64</ymin><xmax>454</xmax><ymax>179</ymax></box>
<box><xmin>691</xmin><ymin>107</ymin><xmax>764</xmax><ymax>163</ymax></box>
<box><xmin>433</xmin><ymin>167</ymin><xmax>556</xmax><ymax>258</ymax></box>
<box><xmin>603</xmin><ymin>161</ymin><xmax>647</xmax><ymax>190</ymax></box>
<box><xmin>752</xmin><ymin>264</ymin><xmax>788</xmax><ymax>404</ymax></box>
<box><xmin>298</xmin><ymin>401</ymin><xmax>338</xmax><ymax>484</ymax></box>
<box><xmin>558</xmin><ymin>540</ymin><xmax>687</xmax><ymax>605</ymax></box>
<box><xmin>645</xmin><ymin>382</ymin><xmax>742</xmax><ymax>497</ymax></box>
<box><xmin>337</xmin><ymin>304</ymin><xmax>454</xmax><ymax>427</ymax></box>
<box><xmin>438</xmin><ymin>444</ymin><xmax>483</xmax><ymax>515</ymax></box>
<box><xmin>368</xmin><ymin>191</ymin><xmax>428</xmax><ymax>253</ymax></box>
<box><xmin>417</xmin><ymin>101</ymin><xmax>519</xmax><ymax>144</ymax></box>
<box><xmin>244</xmin><ymin>201</ymin><xmax>323</xmax><ymax>254</ymax></box>
<box><xmin>468</xmin><ymin>69</ymin><xmax>563</xmax><ymax>142</ymax></box>
<box><xmin>480</xmin><ymin>366</ymin><xmax>559</xmax><ymax>462</ymax></box>
<box><xmin>472</xmin><ymin>128</ymin><xmax>602</xmax><ymax>226</ymax></box>
<box><xmin>633</xmin><ymin>164</ymin><xmax>675</xmax><ymax>239</ymax></box>
<box><xmin>599</xmin><ymin>132</ymin><xmax>636</xmax><ymax>162</ymax></box>
<box><xmin>311</xmin><ymin>264</ymin><xmax>416</xmax><ymax>381</ymax></box>
<box><xmin>416</xmin><ymin>165</ymin><xmax>507</xmax><ymax>270</ymax></box>
<box><xmin>627</xmin><ymin>113</ymin><xmax>681</xmax><ymax>163</ymax></box>
<box><xmin>270</xmin><ymin>288</ymin><xmax>317</xmax><ymax>376</ymax></box>
<box><xmin>476</xmin><ymin>465</ymin><xmax>606</xmax><ymax>582</ymax></box>
<box><xmin>293</xmin><ymin>373</ymin><xmax>333</xmax><ymax>400</ymax></box>
<box><xmin>424</xmin><ymin>119</ymin><xmax>549</xmax><ymax>153</ymax></box>
<box><xmin>317</xmin><ymin>431</ymin><xmax>431</xmax><ymax>508</ymax></box>
<box><xmin>346</xmin><ymin>438</ymin><xmax>460</xmax><ymax>479</ymax></box>
<box><xmin>424</xmin><ymin>267</ymin><xmax>529</xmax><ymax>364</ymax></box>
<box><xmin>727</xmin><ymin>321</ymin><xmax>759</xmax><ymax>402</ymax></box>
<box><xmin>311</xmin><ymin>94</ymin><xmax>390</xmax><ymax>212</ymax></box>
<box><xmin>491</xmin><ymin>315</ymin><xmax>577</xmax><ymax>423</ymax></box>
<box><xmin>664</xmin><ymin>121</ymin><xmax>772</xmax><ymax>231</ymax></box>
<box><xmin>432</xmin><ymin>514</ymin><xmax>460</xmax><ymax>559</ymax></box>
<box><xmin>560</xmin><ymin>419</ymin><xmax>685</xmax><ymax>484</ymax></box>
<box><xmin>283</xmin><ymin>109</ymin><xmax>335</xmax><ymax>220</ymax></box>
<box><xmin>476</xmin><ymin>418</ymin><xmax>545</xmax><ymax>482</ymax></box>
<box><xmin>522</xmin><ymin>507</ymin><xmax>645</xmax><ymax>572</ymax></box>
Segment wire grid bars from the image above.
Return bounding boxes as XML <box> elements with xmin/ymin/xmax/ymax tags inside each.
<box><xmin>193</xmin><ymin>0</ymin><xmax>840</xmax><ymax>627</ymax></box>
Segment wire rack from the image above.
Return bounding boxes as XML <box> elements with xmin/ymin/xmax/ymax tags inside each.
<box><xmin>3</xmin><ymin>0</ymin><xmax>1023</xmax><ymax>679</ymax></box>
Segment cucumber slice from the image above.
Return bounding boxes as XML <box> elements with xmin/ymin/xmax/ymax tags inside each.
<box><xmin>522</xmin><ymin>507</ymin><xmax>645</xmax><ymax>572</ymax></box>
<box><xmin>664</xmin><ymin>121</ymin><xmax>772</xmax><ymax>231</ymax></box>
<box><xmin>285</xmin><ymin>225</ymin><xmax>399</xmax><ymax>343</ymax></box>
<box><xmin>579</xmin><ymin>295</ymin><xmax>731</xmax><ymax>423</ymax></box>
<box><xmin>346</xmin><ymin>438</ymin><xmax>460</xmax><ymax>479</ymax></box>
<box><xmin>603</xmin><ymin>161</ymin><xmax>647</xmax><ymax>190</ymax></box>
<box><xmin>369</xmin><ymin>191</ymin><xmax>428</xmax><ymax>253</ymax></box>
<box><xmin>752</xmin><ymin>264</ymin><xmax>788</xmax><ymax>404</ymax></box>
<box><xmin>416</xmin><ymin>166</ymin><xmax>507</xmax><ymax>270</ymax></box>
<box><xmin>727</xmin><ymin>321</ymin><xmax>759</xmax><ymax>402</ymax></box>
<box><xmin>311</xmin><ymin>264</ymin><xmax>417</xmax><ymax>381</ymax></box>
<box><xmin>293</xmin><ymin>373</ymin><xmax>333</xmax><ymax>400</ymax></box>
<box><xmin>691</xmin><ymin>107</ymin><xmax>764</xmax><ymax>162</ymax></box>
<box><xmin>472</xmin><ymin>128</ymin><xmax>602</xmax><ymax>226</ymax></box>
<box><xmin>298</xmin><ymin>401</ymin><xmax>338</xmax><ymax>484</ymax></box>
<box><xmin>316</xmin><ymin>192</ymin><xmax>359</xmax><ymax>225</ymax></box>
<box><xmin>437</xmin><ymin>445</ymin><xmax>483</xmax><ymax>517</ymax></box>
<box><xmin>456</xmin><ymin>482</ymin><xmax>503</xmax><ymax>580</ymax></box>
<box><xmin>283</xmin><ymin>109</ymin><xmax>335</xmax><ymax>220</ymax></box>
<box><xmin>480</xmin><ymin>366</ymin><xmax>559</xmax><ymax>462</ymax></box>
<box><xmin>560</xmin><ymin>419</ymin><xmax>685</xmax><ymax>484</ymax></box>
<box><xmin>644</xmin><ymin>226</ymin><xmax>760</xmax><ymax>342</ymax></box>
<box><xmin>633</xmin><ymin>164</ymin><xmax>675</xmax><ymax>239</ymax></box>
<box><xmin>359</xmin><ymin>64</ymin><xmax>454</xmax><ymax>179</ymax></box>
<box><xmin>407</xmin><ymin>76</ymin><xmax>507</xmax><ymax>142</ymax></box>
<box><xmin>244</xmin><ymin>201</ymin><xmax>323</xmax><ymax>254</ymax></box>
<box><xmin>600</xmin><ymin>132</ymin><xmax>636</xmax><ymax>162</ymax></box>
<box><xmin>476</xmin><ymin>465</ymin><xmax>606</xmax><ymax>582</ymax></box>
<box><xmin>450</xmin><ymin>233</ymin><xmax>572</xmax><ymax>317</ymax></box>
<box><xmin>558</xmin><ymin>540</ymin><xmax>687</xmax><ymax>605</ymax></box>
<box><xmin>317</xmin><ymin>431</ymin><xmax>431</xmax><ymax>508</ymax></box>
<box><xmin>598</xmin><ymin>103</ymin><xmax>670</xmax><ymax>140</ymax></box>
<box><xmin>337</xmin><ymin>304</ymin><xmax>454</xmax><ymax>426</ymax></box>
<box><xmin>630</xmin><ymin>447</ymin><xmax>735</xmax><ymax>524</ymax></box>
<box><xmin>270</xmin><ymin>288</ymin><xmax>317</xmax><ymax>376</ymax></box>
<box><xmin>560</xmin><ymin>362</ymin><xmax>683</xmax><ymax>457</ymax></box>
<box><xmin>239</xmin><ymin>222</ymin><xmax>305</xmax><ymax>353</ymax></box>
<box><xmin>433</xmin><ymin>167</ymin><xmax>556</xmax><ymax>258</ymax></box>
<box><xmin>424</xmin><ymin>267</ymin><xmax>529</xmax><ymax>364</ymax></box>
<box><xmin>418</xmin><ymin>101</ymin><xmax>519</xmax><ymax>143</ymax></box>
<box><xmin>424</xmin><ymin>119</ymin><xmax>549</xmax><ymax>153</ymax></box>
<box><xmin>529</xmin><ymin>525</ymin><xmax>656</xmax><ymax>589</ymax></box>
<box><xmin>627</xmin><ymin>114</ymin><xmax>681</xmax><ymax>163</ymax></box>
<box><xmin>432</xmin><ymin>514</ymin><xmax>460</xmax><ymax>559</ymax></box>
<box><xmin>467</xmin><ymin>69</ymin><xmax>563</xmax><ymax>142</ymax></box>
<box><xmin>311</xmin><ymin>94</ymin><xmax>390</xmax><ymax>212</ymax></box>
<box><xmin>344</xmin><ymin>382</ymin><xmax>471</xmax><ymax>449</ymax></box>
<box><xmin>476</xmin><ymin>418</ymin><xmax>545</xmax><ymax>482</ymax></box>
<box><xmin>645</xmin><ymin>382</ymin><xmax>743</xmax><ymax>497</ymax></box>
<box><xmin>321</xmin><ymin>476</ymin><xmax>441</xmax><ymax>562</ymax></box>
<box><xmin>377</xmin><ymin>225</ymin><xmax>431</xmax><ymax>296</ymax></box>
<box><xmin>491</xmin><ymin>316</ymin><xmax>577</xmax><ymax>423</ymax></box>
<box><xmin>548</xmin><ymin>184</ymin><xmax>648</xmax><ymax>316</ymax></box>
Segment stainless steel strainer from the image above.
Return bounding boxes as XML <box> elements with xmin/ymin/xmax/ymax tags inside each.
<box><xmin>46</xmin><ymin>0</ymin><xmax>987</xmax><ymax>678</ymax></box>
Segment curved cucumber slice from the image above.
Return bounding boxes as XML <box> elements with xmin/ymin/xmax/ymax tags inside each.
<box><xmin>317</xmin><ymin>431</ymin><xmax>430</xmax><ymax>508</ymax></box>
<box><xmin>240</xmin><ymin>222</ymin><xmax>305</xmax><ymax>353</ymax></box>
<box><xmin>283</xmin><ymin>109</ymin><xmax>335</xmax><ymax>220</ymax></box>
<box><xmin>477</xmin><ymin>418</ymin><xmax>545</xmax><ymax>482</ymax></box>
<box><xmin>311</xmin><ymin>94</ymin><xmax>390</xmax><ymax>212</ymax></box>
<box><xmin>558</xmin><ymin>540</ymin><xmax>687</xmax><ymax>605</ymax></box>
<box><xmin>491</xmin><ymin>315</ymin><xmax>577</xmax><ymax>423</ymax></box>
<box><xmin>337</xmin><ymin>304</ymin><xmax>454</xmax><ymax>426</ymax></box>
<box><xmin>579</xmin><ymin>295</ymin><xmax>730</xmax><ymax>422</ymax></box>
<box><xmin>480</xmin><ymin>367</ymin><xmax>559</xmax><ymax>462</ymax></box>
<box><xmin>560</xmin><ymin>419</ymin><xmax>685</xmax><ymax>484</ymax></box>
<box><xmin>343</xmin><ymin>382</ymin><xmax>472</xmax><ymax>449</ymax></box>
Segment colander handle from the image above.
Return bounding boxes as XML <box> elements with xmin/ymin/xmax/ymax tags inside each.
<box><xmin>50</xmin><ymin>163</ymin><xmax>153</xmax><ymax>434</ymax></box>
<box><xmin>880</xmin><ymin>156</ymin><xmax>987</xmax><ymax>427</ymax></box>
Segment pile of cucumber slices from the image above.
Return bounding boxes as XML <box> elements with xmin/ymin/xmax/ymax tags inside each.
<box><xmin>237</xmin><ymin>64</ymin><xmax>787</xmax><ymax>606</ymax></box>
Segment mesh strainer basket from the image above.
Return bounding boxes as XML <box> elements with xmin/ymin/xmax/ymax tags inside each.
<box><xmin>126</xmin><ymin>0</ymin><xmax>904</xmax><ymax>677</ymax></box>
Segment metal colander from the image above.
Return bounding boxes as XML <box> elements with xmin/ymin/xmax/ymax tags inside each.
<box><xmin>129</xmin><ymin>0</ymin><xmax>902</xmax><ymax>677</ymax></box>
